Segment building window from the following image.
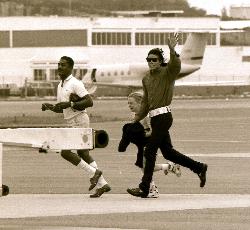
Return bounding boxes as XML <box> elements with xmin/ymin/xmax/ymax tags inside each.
<box><xmin>135</xmin><ymin>32</ymin><xmax>184</xmax><ymax>45</ymax></box>
<box><xmin>178</xmin><ymin>33</ymin><xmax>188</xmax><ymax>45</ymax></box>
<box><xmin>34</xmin><ymin>69</ymin><xmax>46</xmax><ymax>81</ymax></box>
<box><xmin>72</xmin><ymin>69</ymin><xmax>88</xmax><ymax>79</ymax></box>
<box><xmin>135</xmin><ymin>32</ymin><xmax>216</xmax><ymax>46</ymax></box>
<box><xmin>242</xmin><ymin>56</ymin><xmax>250</xmax><ymax>62</ymax></box>
<box><xmin>13</xmin><ymin>30</ymin><xmax>87</xmax><ymax>47</ymax></box>
<box><xmin>220</xmin><ymin>32</ymin><xmax>243</xmax><ymax>46</ymax></box>
<box><xmin>92</xmin><ymin>32</ymin><xmax>131</xmax><ymax>45</ymax></box>
<box><xmin>220</xmin><ymin>31</ymin><xmax>250</xmax><ymax>46</ymax></box>
<box><xmin>207</xmin><ymin>33</ymin><xmax>216</xmax><ymax>45</ymax></box>
<box><xmin>0</xmin><ymin>31</ymin><xmax>10</xmax><ymax>48</ymax></box>
<box><xmin>49</xmin><ymin>69</ymin><xmax>60</xmax><ymax>81</ymax></box>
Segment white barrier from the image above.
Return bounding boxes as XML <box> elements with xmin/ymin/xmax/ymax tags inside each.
<box><xmin>0</xmin><ymin>128</ymin><xmax>109</xmax><ymax>196</ymax></box>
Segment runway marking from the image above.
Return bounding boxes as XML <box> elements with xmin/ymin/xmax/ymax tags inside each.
<box><xmin>118</xmin><ymin>152</ymin><xmax>250</xmax><ymax>158</ymax></box>
<box><xmin>0</xmin><ymin>226</ymin><xmax>143</xmax><ymax>230</ymax></box>
<box><xmin>0</xmin><ymin>194</ymin><xmax>250</xmax><ymax>219</ymax></box>
<box><xmin>176</xmin><ymin>139</ymin><xmax>245</xmax><ymax>143</ymax></box>
<box><xmin>110</xmin><ymin>138</ymin><xmax>246</xmax><ymax>143</ymax></box>
<box><xmin>187</xmin><ymin>153</ymin><xmax>250</xmax><ymax>158</ymax></box>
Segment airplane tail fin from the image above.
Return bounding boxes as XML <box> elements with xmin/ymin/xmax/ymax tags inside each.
<box><xmin>82</xmin><ymin>68</ymin><xmax>98</xmax><ymax>95</ymax></box>
<box><xmin>180</xmin><ymin>32</ymin><xmax>208</xmax><ymax>66</ymax></box>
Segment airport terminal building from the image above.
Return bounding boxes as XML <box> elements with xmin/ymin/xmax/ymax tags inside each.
<box><xmin>0</xmin><ymin>15</ymin><xmax>250</xmax><ymax>87</ymax></box>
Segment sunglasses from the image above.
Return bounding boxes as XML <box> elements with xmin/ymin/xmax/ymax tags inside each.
<box><xmin>146</xmin><ymin>57</ymin><xmax>159</xmax><ymax>62</ymax></box>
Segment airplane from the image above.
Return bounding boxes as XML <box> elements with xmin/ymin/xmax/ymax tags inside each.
<box><xmin>82</xmin><ymin>32</ymin><xmax>208</xmax><ymax>93</ymax></box>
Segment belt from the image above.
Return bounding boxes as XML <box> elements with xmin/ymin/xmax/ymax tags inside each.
<box><xmin>149</xmin><ymin>106</ymin><xmax>171</xmax><ymax>118</ymax></box>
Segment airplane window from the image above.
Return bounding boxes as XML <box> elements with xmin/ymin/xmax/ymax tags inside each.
<box><xmin>114</xmin><ymin>71</ymin><xmax>118</xmax><ymax>76</ymax></box>
<box><xmin>101</xmin><ymin>72</ymin><xmax>105</xmax><ymax>76</ymax></box>
<box><xmin>121</xmin><ymin>71</ymin><xmax>124</xmax><ymax>75</ymax></box>
<box><xmin>128</xmin><ymin>71</ymin><xmax>131</xmax><ymax>75</ymax></box>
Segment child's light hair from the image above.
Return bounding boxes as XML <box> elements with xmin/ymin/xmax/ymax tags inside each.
<box><xmin>128</xmin><ymin>91</ymin><xmax>143</xmax><ymax>104</ymax></box>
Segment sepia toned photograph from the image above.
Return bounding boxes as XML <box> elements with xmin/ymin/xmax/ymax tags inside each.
<box><xmin>0</xmin><ymin>0</ymin><xmax>250</xmax><ymax>229</ymax></box>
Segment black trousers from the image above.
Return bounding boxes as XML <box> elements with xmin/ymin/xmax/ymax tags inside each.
<box><xmin>139</xmin><ymin>112</ymin><xmax>204</xmax><ymax>194</ymax></box>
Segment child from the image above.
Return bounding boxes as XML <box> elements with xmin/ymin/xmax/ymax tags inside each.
<box><xmin>118</xmin><ymin>91</ymin><xmax>181</xmax><ymax>198</ymax></box>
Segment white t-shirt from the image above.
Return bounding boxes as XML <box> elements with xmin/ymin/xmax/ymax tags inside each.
<box><xmin>57</xmin><ymin>74</ymin><xmax>89</xmax><ymax>120</ymax></box>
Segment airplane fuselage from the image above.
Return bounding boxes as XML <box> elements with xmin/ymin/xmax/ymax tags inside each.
<box><xmin>82</xmin><ymin>33</ymin><xmax>207</xmax><ymax>89</ymax></box>
<box><xmin>83</xmin><ymin>62</ymin><xmax>200</xmax><ymax>87</ymax></box>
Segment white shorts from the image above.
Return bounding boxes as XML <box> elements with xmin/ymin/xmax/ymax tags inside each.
<box><xmin>66</xmin><ymin>112</ymin><xmax>89</xmax><ymax>128</ymax></box>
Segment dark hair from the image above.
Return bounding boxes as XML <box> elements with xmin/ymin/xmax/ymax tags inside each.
<box><xmin>60</xmin><ymin>56</ymin><xmax>74</xmax><ymax>68</ymax></box>
<box><xmin>147</xmin><ymin>48</ymin><xmax>167</xmax><ymax>66</ymax></box>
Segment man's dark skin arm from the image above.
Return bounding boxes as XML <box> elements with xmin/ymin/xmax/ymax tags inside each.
<box><xmin>71</xmin><ymin>94</ymin><xmax>93</xmax><ymax>110</ymax></box>
<box><xmin>41</xmin><ymin>102</ymin><xmax>65</xmax><ymax>113</ymax></box>
<box><xmin>41</xmin><ymin>94</ymin><xmax>93</xmax><ymax>113</ymax></box>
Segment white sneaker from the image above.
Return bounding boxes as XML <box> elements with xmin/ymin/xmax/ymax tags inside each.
<box><xmin>147</xmin><ymin>185</ymin><xmax>159</xmax><ymax>198</ymax></box>
<box><xmin>164</xmin><ymin>163</ymin><xmax>182</xmax><ymax>177</ymax></box>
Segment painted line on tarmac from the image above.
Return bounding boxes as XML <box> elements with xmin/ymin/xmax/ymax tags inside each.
<box><xmin>0</xmin><ymin>194</ymin><xmax>250</xmax><ymax>219</ymax></box>
<box><xmin>116</xmin><ymin>152</ymin><xmax>250</xmax><ymax>158</ymax></box>
<box><xmin>187</xmin><ymin>153</ymin><xmax>250</xmax><ymax>158</ymax></box>
<box><xmin>0</xmin><ymin>226</ymin><xmax>143</xmax><ymax>230</ymax></box>
<box><xmin>177</xmin><ymin>139</ymin><xmax>245</xmax><ymax>143</ymax></box>
<box><xmin>128</xmin><ymin>152</ymin><xmax>250</xmax><ymax>158</ymax></box>
<box><xmin>110</xmin><ymin>138</ymin><xmax>246</xmax><ymax>143</ymax></box>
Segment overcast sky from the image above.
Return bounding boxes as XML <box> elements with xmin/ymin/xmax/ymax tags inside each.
<box><xmin>187</xmin><ymin>0</ymin><xmax>250</xmax><ymax>15</ymax></box>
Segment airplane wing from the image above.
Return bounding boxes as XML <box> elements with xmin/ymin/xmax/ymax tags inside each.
<box><xmin>175</xmin><ymin>80</ymin><xmax>247</xmax><ymax>86</ymax></box>
<box><xmin>87</xmin><ymin>79</ymin><xmax>246</xmax><ymax>90</ymax></box>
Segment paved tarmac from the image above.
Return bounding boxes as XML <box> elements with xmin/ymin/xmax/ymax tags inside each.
<box><xmin>1</xmin><ymin>194</ymin><xmax>250</xmax><ymax>219</ymax></box>
<box><xmin>0</xmin><ymin>98</ymin><xmax>250</xmax><ymax>229</ymax></box>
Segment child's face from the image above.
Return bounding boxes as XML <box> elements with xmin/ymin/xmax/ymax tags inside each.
<box><xmin>128</xmin><ymin>97</ymin><xmax>140</xmax><ymax>113</ymax></box>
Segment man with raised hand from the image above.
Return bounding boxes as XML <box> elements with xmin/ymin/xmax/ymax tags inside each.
<box><xmin>127</xmin><ymin>33</ymin><xmax>207</xmax><ymax>198</ymax></box>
